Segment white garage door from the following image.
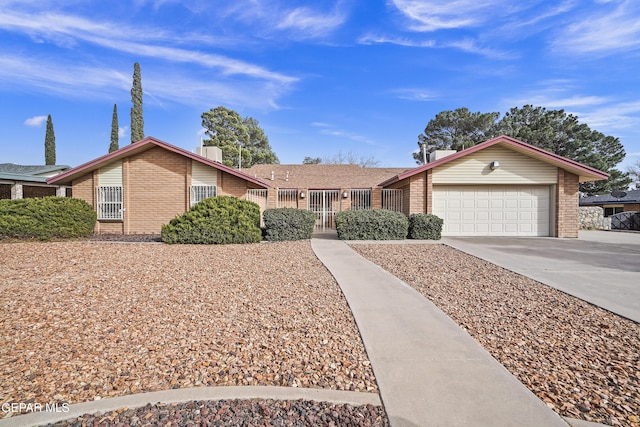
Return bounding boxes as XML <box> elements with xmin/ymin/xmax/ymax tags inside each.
<box><xmin>433</xmin><ymin>185</ymin><xmax>550</xmax><ymax>236</ymax></box>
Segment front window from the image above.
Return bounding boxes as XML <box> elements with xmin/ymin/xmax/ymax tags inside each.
<box><xmin>190</xmin><ymin>185</ymin><xmax>217</xmax><ymax>207</ymax></box>
<box><xmin>96</xmin><ymin>186</ymin><xmax>123</xmax><ymax>220</ymax></box>
<box><xmin>604</xmin><ymin>206</ymin><xmax>624</xmax><ymax>217</ymax></box>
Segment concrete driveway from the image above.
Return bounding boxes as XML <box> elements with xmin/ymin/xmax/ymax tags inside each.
<box><xmin>443</xmin><ymin>230</ymin><xmax>640</xmax><ymax>323</ymax></box>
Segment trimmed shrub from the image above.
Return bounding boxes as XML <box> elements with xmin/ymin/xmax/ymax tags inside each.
<box><xmin>335</xmin><ymin>209</ymin><xmax>408</xmax><ymax>240</ymax></box>
<box><xmin>263</xmin><ymin>208</ymin><xmax>316</xmax><ymax>241</ymax></box>
<box><xmin>161</xmin><ymin>196</ymin><xmax>261</xmax><ymax>244</ymax></box>
<box><xmin>0</xmin><ymin>196</ymin><xmax>96</xmax><ymax>240</ymax></box>
<box><xmin>408</xmin><ymin>213</ymin><xmax>443</xmax><ymax>240</ymax></box>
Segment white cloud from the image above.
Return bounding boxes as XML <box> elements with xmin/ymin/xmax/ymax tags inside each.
<box><xmin>553</xmin><ymin>0</ymin><xmax>640</xmax><ymax>55</ymax></box>
<box><xmin>358</xmin><ymin>33</ymin><xmax>435</xmax><ymax>47</ymax></box>
<box><xmin>392</xmin><ymin>88</ymin><xmax>437</xmax><ymax>101</ymax></box>
<box><xmin>276</xmin><ymin>6</ymin><xmax>346</xmax><ymax>38</ymax></box>
<box><xmin>312</xmin><ymin>122</ymin><xmax>377</xmax><ymax>146</ymax></box>
<box><xmin>24</xmin><ymin>115</ymin><xmax>47</xmax><ymax>127</ymax></box>
<box><xmin>118</xmin><ymin>126</ymin><xmax>128</xmax><ymax>138</ymax></box>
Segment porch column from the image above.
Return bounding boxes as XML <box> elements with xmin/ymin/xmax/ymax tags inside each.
<box><xmin>11</xmin><ymin>183</ymin><xmax>23</xmax><ymax>199</ymax></box>
<box><xmin>56</xmin><ymin>186</ymin><xmax>66</xmax><ymax>197</ymax></box>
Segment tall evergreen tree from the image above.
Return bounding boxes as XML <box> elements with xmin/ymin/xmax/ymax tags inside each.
<box><xmin>130</xmin><ymin>62</ymin><xmax>144</xmax><ymax>143</ymax></box>
<box><xmin>44</xmin><ymin>114</ymin><xmax>56</xmax><ymax>165</ymax></box>
<box><xmin>109</xmin><ymin>104</ymin><xmax>119</xmax><ymax>153</ymax></box>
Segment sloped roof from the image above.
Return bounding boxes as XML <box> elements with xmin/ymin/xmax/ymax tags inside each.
<box><xmin>47</xmin><ymin>136</ymin><xmax>270</xmax><ymax>188</ymax></box>
<box><xmin>0</xmin><ymin>163</ymin><xmax>70</xmax><ymax>176</ymax></box>
<box><xmin>379</xmin><ymin>135</ymin><xmax>610</xmax><ymax>187</ymax></box>
<box><xmin>244</xmin><ymin>164</ymin><xmax>411</xmax><ymax>189</ymax></box>
<box><xmin>580</xmin><ymin>189</ymin><xmax>640</xmax><ymax>205</ymax></box>
<box><xmin>0</xmin><ymin>172</ymin><xmax>48</xmax><ymax>183</ymax></box>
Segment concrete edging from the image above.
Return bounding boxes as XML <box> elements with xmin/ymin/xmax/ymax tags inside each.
<box><xmin>0</xmin><ymin>386</ymin><xmax>382</xmax><ymax>427</ymax></box>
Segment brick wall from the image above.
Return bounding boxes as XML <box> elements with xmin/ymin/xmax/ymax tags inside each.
<box><xmin>426</xmin><ymin>170</ymin><xmax>433</xmax><ymax>214</ymax></box>
<box><xmin>556</xmin><ymin>168</ymin><xmax>579</xmax><ymax>238</ymax></box>
<box><xmin>219</xmin><ymin>171</ymin><xmax>249</xmax><ymax>198</ymax></box>
<box><xmin>0</xmin><ymin>184</ymin><xmax>11</xmax><ymax>199</ymax></box>
<box><xmin>22</xmin><ymin>186</ymin><xmax>56</xmax><ymax>198</ymax></box>
<box><xmin>126</xmin><ymin>147</ymin><xmax>189</xmax><ymax>234</ymax></box>
<box><xmin>625</xmin><ymin>204</ymin><xmax>640</xmax><ymax>212</ymax></box>
<box><xmin>408</xmin><ymin>173</ymin><xmax>426</xmax><ymax>214</ymax></box>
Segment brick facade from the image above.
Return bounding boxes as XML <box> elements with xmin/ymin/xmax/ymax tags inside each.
<box><xmin>556</xmin><ymin>168</ymin><xmax>579</xmax><ymax>238</ymax></box>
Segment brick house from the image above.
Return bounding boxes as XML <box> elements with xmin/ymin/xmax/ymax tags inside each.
<box><xmin>579</xmin><ymin>189</ymin><xmax>640</xmax><ymax>217</ymax></box>
<box><xmin>48</xmin><ymin>135</ymin><xmax>608</xmax><ymax>237</ymax></box>
<box><xmin>0</xmin><ymin>164</ymin><xmax>70</xmax><ymax>200</ymax></box>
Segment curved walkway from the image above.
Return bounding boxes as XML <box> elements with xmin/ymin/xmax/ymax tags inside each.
<box><xmin>0</xmin><ymin>387</ymin><xmax>381</xmax><ymax>427</ymax></box>
<box><xmin>312</xmin><ymin>238</ymin><xmax>567</xmax><ymax>427</ymax></box>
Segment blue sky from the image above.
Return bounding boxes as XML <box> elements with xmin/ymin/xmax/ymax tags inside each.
<box><xmin>1</xmin><ymin>0</ymin><xmax>639</xmax><ymax>172</ymax></box>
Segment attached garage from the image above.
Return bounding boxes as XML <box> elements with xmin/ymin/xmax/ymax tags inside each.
<box><xmin>379</xmin><ymin>135</ymin><xmax>610</xmax><ymax>238</ymax></box>
<box><xmin>432</xmin><ymin>185</ymin><xmax>551</xmax><ymax>236</ymax></box>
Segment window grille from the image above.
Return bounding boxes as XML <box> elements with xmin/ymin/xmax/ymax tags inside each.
<box><xmin>96</xmin><ymin>186</ymin><xmax>123</xmax><ymax>220</ymax></box>
<box><xmin>190</xmin><ymin>185</ymin><xmax>218</xmax><ymax>207</ymax></box>
<box><xmin>350</xmin><ymin>189</ymin><xmax>372</xmax><ymax>210</ymax></box>
<box><xmin>382</xmin><ymin>189</ymin><xmax>403</xmax><ymax>212</ymax></box>
<box><xmin>277</xmin><ymin>189</ymin><xmax>298</xmax><ymax>208</ymax></box>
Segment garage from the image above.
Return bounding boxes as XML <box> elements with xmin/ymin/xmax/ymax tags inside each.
<box><xmin>433</xmin><ymin>185</ymin><xmax>551</xmax><ymax>237</ymax></box>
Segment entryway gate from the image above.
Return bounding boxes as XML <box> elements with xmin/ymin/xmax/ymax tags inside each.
<box><xmin>308</xmin><ymin>190</ymin><xmax>341</xmax><ymax>232</ymax></box>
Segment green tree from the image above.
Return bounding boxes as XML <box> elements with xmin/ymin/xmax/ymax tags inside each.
<box><xmin>492</xmin><ymin>105</ymin><xmax>631</xmax><ymax>194</ymax></box>
<box><xmin>201</xmin><ymin>106</ymin><xmax>279</xmax><ymax>168</ymax></box>
<box><xmin>44</xmin><ymin>114</ymin><xmax>56</xmax><ymax>165</ymax></box>
<box><xmin>109</xmin><ymin>104</ymin><xmax>119</xmax><ymax>153</ymax></box>
<box><xmin>302</xmin><ymin>156</ymin><xmax>322</xmax><ymax>164</ymax></box>
<box><xmin>414</xmin><ymin>107</ymin><xmax>499</xmax><ymax>164</ymax></box>
<box><xmin>243</xmin><ymin>117</ymin><xmax>279</xmax><ymax>165</ymax></box>
<box><xmin>130</xmin><ymin>62</ymin><xmax>144</xmax><ymax>143</ymax></box>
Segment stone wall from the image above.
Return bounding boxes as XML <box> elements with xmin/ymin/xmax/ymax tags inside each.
<box><xmin>579</xmin><ymin>206</ymin><xmax>611</xmax><ymax>230</ymax></box>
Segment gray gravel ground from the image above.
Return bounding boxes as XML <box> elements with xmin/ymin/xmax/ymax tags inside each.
<box><xmin>0</xmin><ymin>241</ymin><xmax>378</xmax><ymax>421</ymax></box>
<box><xmin>351</xmin><ymin>243</ymin><xmax>640</xmax><ymax>427</ymax></box>
<box><xmin>45</xmin><ymin>399</ymin><xmax>389</xmax><ymax>427</ymax></box>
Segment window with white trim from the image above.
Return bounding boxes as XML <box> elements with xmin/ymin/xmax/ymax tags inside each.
<box><xmin>190</xmin><ymin>185</ymin><xmax>217</xmax><ymax>207</ymax></box>
<box><xmin>96</xmin><ymin>186</ymin><xmax>123</xmax><ymax>220</ymax></box>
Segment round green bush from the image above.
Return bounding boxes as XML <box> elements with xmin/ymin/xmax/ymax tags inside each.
<box><xmin>408</xmin><ymin>213</ymin><xmax>443</xmax><ymax>240</ymax></box>
<box><xmin>0</xmin><ymin>196</ymin><xmax>97</xmax><ymax>240</ymax></box>
<box><xmin>161</xmin><ymin>196</ymin><xmax>261</xmax><ymax>244</ymax></box>
<box><xmin>335</xmin><ymin>209</ymin><xmax>408</xmax><ymax>240</ymax></box>
<box><xmin>263</xmin><ymin>208</ymin><xmax>316</xmax><ymax>241</ymax></box>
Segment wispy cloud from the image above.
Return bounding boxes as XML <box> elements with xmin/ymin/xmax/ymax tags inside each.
<box><xmin>24</xmin><ymin>115</ymin><xmax>48</xmax><ymax>127</ymax></box>
<box><xmin>358</xmin><ymin>34</ymin><xmax>435</xmax><ymax>47</ymax></box>
<box><xmin>391</xmin><ymin>88</ymin><xmax>438</xmax><ymax>102</ymax></box>
<box><xmin>553</xmin><ymin>0</ymin><xmax>640</xmax><ymax>55</ymax></box>
<box><xmin>118</xmin><ymin>126</ymin><xmax>128</xmax><ymax>138</ymax></box>
<box><xmin>276</xmin><ymin>5</ymin><xmax>347</xmax><ymax>38</ymax></box>
<box><xmin>311</xmin><ymin>122</ymin><xmax>377</xmax><ymax>146</ymax></box>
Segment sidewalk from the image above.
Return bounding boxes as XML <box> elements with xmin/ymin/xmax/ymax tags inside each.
<box><xmin>312</xmin><ymin>238</ymin><xmax>568</xmax><ymax>427</ymax></box>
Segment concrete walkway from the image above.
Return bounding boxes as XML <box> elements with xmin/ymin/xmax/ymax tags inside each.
<box><xmin>443</xmin><ymin>230</ymin><xmax>640</xmax><ymax>323</ymax></box>
<box><xmin>312</xmin><ymin>238</ymin><xmax>567</xmax><ymax>427</ymax></box>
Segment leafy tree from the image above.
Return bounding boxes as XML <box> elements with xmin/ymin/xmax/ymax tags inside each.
<box><xmin>201</xmin><ymin>106</ymin><xmax>278</xmax><ymax>168</ymax></box>
<box><xmin>109</xmin><ymin>104</ymin><xmax>119</xmax><ymax>153</ymax></box>
<box><xmin>302</xmin><ymin>156</ymin><xmax>322</xmax><ymax>164</ymax></box>
<box><xmin>243</xmin><ymin>117</ymin><xmax>279</xmax><ymax>165</ymax></box>
<box><xmin>44</xmin><ymin>114</ymin><xmax>56</xmax><ymax>165</ymax></box>
<box><xmin>413</xmin><ymin>107</ymin><xmax>499</xmax><ymax>164</ymax></box>
<box><xmin>492</xmin><ymin>105</ymin><xmax>631</xmax><ymax>194</ymax></box>
<box><xmin>130</xmin><ymin>62</ymin><xmax>144</xmax><ymax>143</ymax></box>
<box><xmin>323</xmin><ymin>150</ymin><xmax>380</xmax><ymax>168</ymax></box>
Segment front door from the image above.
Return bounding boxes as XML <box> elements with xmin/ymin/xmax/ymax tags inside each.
<box><xmin>308</xmin><ymin>190</ymin><xmax>340</xmax><ymax>232</ymax></box>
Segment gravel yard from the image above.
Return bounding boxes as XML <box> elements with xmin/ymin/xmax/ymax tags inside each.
<box><xmin>351</xmin><ymin>243</ymin><xmax>640</xmax><ymax>427</ymax></box>
<box><xmin>0</xmin><ymin>241</ymin><xmax>378</xmax><ymax>419</ymax></box>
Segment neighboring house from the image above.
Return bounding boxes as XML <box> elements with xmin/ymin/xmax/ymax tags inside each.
<box><xmin>48</xmin><ymin>135</ymin><xmax>608</xmax><ymax>237</ymax></box>
<box><xmin>47</xmin><ymin>137</ymin><xmax>270</xmax><ymax>234</ymax></box>
<box><xmin>0</xmin><ymin>163</ymin><xmax>70</xmax><ymax>200</ymax></box>
<box><xmin>579</xmin><ymin>189</ymin><xmax>640</xmax><ymax>217</ymax></box>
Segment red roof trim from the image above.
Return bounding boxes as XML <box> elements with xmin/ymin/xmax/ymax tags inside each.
<box><xmin>47</xmin><ymin>136</ymin><xmax>270</xmax><ymax>188</ymax></box>
<box><xmin>379</xmin><ymin>135</ymin><xmax>610</xmax><ymax>186</ymax></box>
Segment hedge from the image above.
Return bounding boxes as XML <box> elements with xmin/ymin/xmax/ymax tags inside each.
<box><xmin>335</xmin><ymin>209</ymin><xmax>408</xmax><ymax>240</ymax></box>
<box><xmin>0</xmin><ymin>196</ymin><xmax>97</xmax><ymax>240</ymax></box>
<box><xmin>263</xmin><ymin>208</ymin><xmax>316</xmax><ymax>241</ymax></box>
<box><xmin>408</xmin><ymin>213</ymin><xmax>443</xmax><ymax>240</ymax></box>
<box><xmin>161</xmin><ymin>196</ymin><xmax>261</xmax><ymax>244</ymax></box>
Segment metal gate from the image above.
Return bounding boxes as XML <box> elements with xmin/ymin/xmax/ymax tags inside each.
<box><xmin>308</xmin><ymin>190</ymin><xmax>341</xmax><ymax>232</ymax></box>
<box><xmin>610</xmin><ymin>211</ymin><xmax>640</xmax><ymax>231</ymax></box>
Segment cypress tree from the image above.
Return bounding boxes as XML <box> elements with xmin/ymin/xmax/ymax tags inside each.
<box><xmin>130</xmin><ymin>62</ymin><xmax>144</xmax><ymax>143</ymax></box>
<box><xmin>44</xmin><ymin>114</ymin><xmax>56</xmax><ymax>165</ymax></box>
<box><xmin>109</xmin><ymin>104</ymin><xmax>119</xmax><ymax>153</ymax></box>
